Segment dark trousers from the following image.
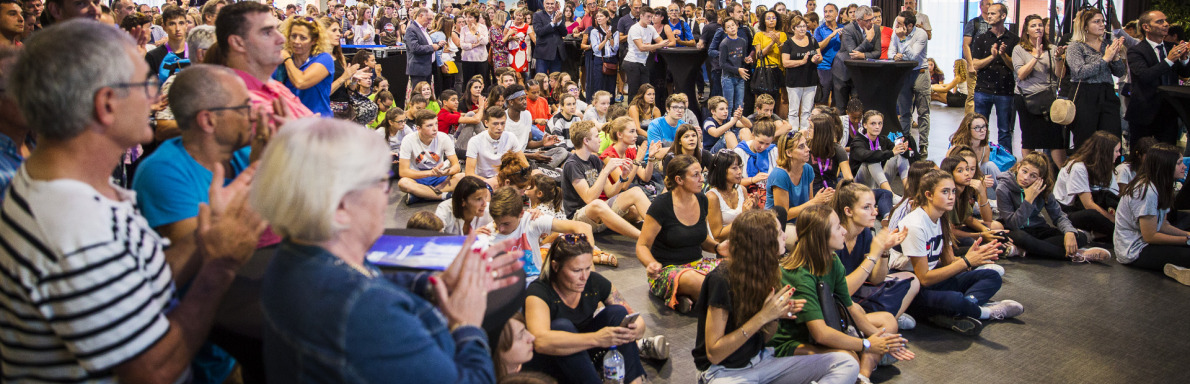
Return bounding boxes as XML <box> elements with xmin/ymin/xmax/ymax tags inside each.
<box><xmin>1128</xmin><ymin>245</ymin><xmax>1190</xmax><ymax>270</ymax></box>
<box><xmin>409</xmin><ymin>75</ymin><xmax>432</xmax><ymax>90</ymax></box>
<box><xmin>1006</xmin><ymin>225</ymin><xmax>1088</xmax><ymax>260</ymax></box>
<box><xmin>1069</xmin><ymin>82</ymin><xmax>1122</xmax><ymax>150</ymax></box>
<box><xmin>536</xmin><ymin>57</ymin><xmax>563</xmax><ymax>75</ymax></box>
<box><xmin>460</xmin><ymin>61</ymin><xmax>489</xmax><ymax>90</ymax></box>
<box><xmin>909</xmin><ymin>269</ymin><xmax>1002</xmax><ymax>318</ymax></box>
<box><xmin>523</xmin><ymin>305</ymin><xmax>645</xmax><ymax>384</ymax></box>
<box><xmin>586</xmin><ymin>55</ymin><xmax>616</xmax><ymax>103</ymax></box>
<box><xmin>649</xmin><ymin>55</ymin><xmax>668</xmax><ymax>104</ymax></box>
<box><xmin>1128</xmin><ymin>112</ymin><xmax>1181</xmax><ymax>146</ymax></box>
<box><xmin>625</xmin><ymin>61</ymin><xmax>649</xmax><ymax>102</ymax></box>
<box><xmin>833</xmin><ymin>77</ymin><xmax>852</xmax><ymax>110</ymax></box>
<box><xmin>873</xmin><ymin>188</ymin><xmax>893</xmax><ymax>220</ymax></box>
<box><xmin>816</xmin><ymin>68</ymin><xmax>835</xmax><ymax>105</ymax></box>
<box><xmin>709</xmin><ymin>68</ymin><xmax>722</xmax><ymax>98</ymax></box>
<box><xmin>1061</xmin><ymin>202</ymin><xmax>1115</xmax><ymax>237</ymax></box>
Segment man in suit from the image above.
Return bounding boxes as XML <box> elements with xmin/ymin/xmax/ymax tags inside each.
<box><xmin>532</xmin><ymin>0</ymin><xmax>568</xmax><ymax>75</ymax></box>
<box><xmin>1126</xmin><ymin>10</ymin><xmax>1190</xmax><ymax>145</ymax></box>
<box><xmin>405</xmin><ymin>7</ymin><xmax>445</xmax><ymax>88</ymax></box>
<box><xmin>830</xmin><ymin>5</ymin><xmax>879</xmax><ymax>110</ymax></box>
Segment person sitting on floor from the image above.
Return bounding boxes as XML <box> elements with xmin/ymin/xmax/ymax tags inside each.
<box><xmin>693</xmin><ymin>210</ymin><xmax>861</xmax><ymax>384</ymax></box>
<box><xmin>940</xmin><ymin>150</ymin><xmax>1008</xmax><ymax>252</ymax></box>
<box><xmin>636</xmin><ymin>154</ymin><xmax>731</xmax><ymax>313</ymax></box>
<box><xmin>733</xmin><ymin>117</ymin><xmax>778</xmax><ymax>191</ymax></box>
<box><xmin>769</xmin><ymin>205</ymin><xmax>915</xmax><ymax>383</ymax></box>
<box><xmin>488</xmin><ymin>186</ymin><xmax>601</xmax><ymax>282</ymax></box>
<box><xmin>397</xmin><ymin>109</ymin><xmax>464</xmax><ymax>204</ymax></box>
<box><xmin>702</xmin><ymin>95</ymin><xmax>752</xmax><ymax>152</ymax></box>
<box><xmin>560</xmin><ymin>120</ymin><xmax>652</xmax><ymax>240</ymax></box>
<box><xmin>492</xmin><ymin>314</ymin><xmax>539</xmax><ymax>382</ymax></box>
<box><xmin>467</xmin><ymin>107</ymin><xmax>519</xmax><ymax>188</ymax></box>
<box><xmin>767</xmin><ymin>130</ymin><xmax>831</xmax><ymax>224</ymax></box>
<box><xmin>600</xmin><ymin>116</ymin><xmax>663</xmax><ymax>197</ymax></box>
<box><xmin>523</xmin><ymin>234</ymin><xmax>668</xmax><ymax>384</ymax></box>
<box><xmin>706</xmin><ymin>150</ymin><xmax>755</xmax><ymax>242</ymax></box>
<box><xmin>435</xmin><ymin>175</ymin><xmax>494</xmax><ymax>235</ymax></box>
<box><xmin>996</xmin><ymin>152</ymin><xmax>1110</xmax><ymax>262</ymax></box>
<box><xmin>1053</xmin><ymin>131</ymin><xmax>1121</xmax><ymax>239</ymax></box>
<box><xmin>1114</xmin><ymin>144</ymin><xmax>1190</xmax><ymax>286</ymax></box>
<box><xmin>949</xmin><ymin>112</ymin><xmax>1001</xmax><ymax>186</ymax></box>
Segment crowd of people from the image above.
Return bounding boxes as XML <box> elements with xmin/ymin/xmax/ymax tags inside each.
<box><xmin>1</xmin><ymin>0</ymin><xmax>1189</xmax><ymax>383</ymax></box>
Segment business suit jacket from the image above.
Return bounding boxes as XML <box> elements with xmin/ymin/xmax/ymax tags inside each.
<box><xmin>831</xmin><ymin>22</ymin><xmax>880</xmax><ymax>81</ymax></box>
<box><xmin>404</xmin><ymin>21</ymin><xmax>436</xmax><ymax>77</ymax></box>
<box><xmin>532</xmin><ymin>10</ymin><xmax>569</xmax><ymax>61</ymax></box>
<box><xmin>1126</xmin><ymin>40</ymin><xmax>1190</xmax><ymax>126</ymax></box>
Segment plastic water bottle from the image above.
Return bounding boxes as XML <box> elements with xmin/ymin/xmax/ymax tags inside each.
<box><xmin>520</xmin><ymin>249</ymin><xmax>540</xmax><ymax>281</ymax></box>
<box><xmin>603</xmin><ymin>345</ymin><xmax>625</xmax><ymax>384</ymax></box>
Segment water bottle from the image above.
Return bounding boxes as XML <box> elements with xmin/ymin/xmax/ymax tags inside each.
<box><xmin>603</xmin><ymin>345</ymin><xmax>625</xmax><ymax>384</ymax></box>
<box><xmin>520</xmin><ymin>249</ymin><xmax>540</xmax><ymax>281</ymax></box>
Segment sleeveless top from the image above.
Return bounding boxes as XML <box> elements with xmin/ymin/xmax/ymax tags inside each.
<box><xmin>707</xmin><ymin>185</ymin><xmax>745</xmax><ymax>234</ymax></box>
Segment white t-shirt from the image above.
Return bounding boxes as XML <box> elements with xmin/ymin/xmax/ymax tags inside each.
<box><xmin>377</xmin><ymin>125</ymin><xmax>415</xmax><ymax>154</ymax></box>
<box><xmin>1052</xmin><ymin>162</ymin><xmax>1118</xmax><ymax>206</ymax></box>
<box><xmin>399</xmin><ymin>132</ymin><xmax>455</xmax><ymax>171</ymax></box>
<box><xmin>467</xmin><ymin>131</ymin><xmax>521</xmax><ymax>178</ymax></box>
<box><xmin>435</xmin><ymin>199</ymin><xmax>493</xmax><ymax>236</ymax></box>
<box><xmin>897</xmin><ymin>207</ymin><xmax>945</xmax><ymax>272</ymax></box>
<box><xmin>1114</xmin><ymin>163</ymin><xmax>1135</xmax><ymax>188</ymax></box>
<box><xmin>626</xmin><ymin>23</ymin><xmax>658</xmax><ymax>64</ymax></box>
<box><xmin>505</xmin><ymin>109</ymin><xmax>535</xmax><ymax>152</ymax></box>
<box><xmin>915</xmin><ymin>12</ymin><xmax>932</xmax><ymax>32</ymax></box>
<box><xmin>488</xmin><ymin>212</ymin><xmax>554</xmax><ymax>282</ymax></box>
<box><xmin>1114</xmin><ymin>183</ymin><xmax>1168</xmax><ymax>264</ymax></box>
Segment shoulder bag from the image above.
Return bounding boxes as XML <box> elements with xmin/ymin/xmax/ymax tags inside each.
<box><xmin>750</xmin><ymin>61</ymin><xmax>783</xmax><ymax>95</ymax></box>
<box><xmin>816</xmin><ymin>279</ymin><xmax>864</xmax><ymax>345</ymax></box>
<box><xmin>1023</xmin><ymin>49</ymin><xmax>1058</xmax><ymax>117</ymax></box>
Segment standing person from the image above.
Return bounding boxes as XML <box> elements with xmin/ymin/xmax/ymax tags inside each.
<box><xmin>587</xmin><ymin>9</ymin><xmax>618</xmax><ymax>101</ymax></box>
<box><xmin>1065</xmin><ymin>8</ymin><xmax>1126</xmax><ymax>149</ymax></box>
<box><xmin>1013</xmin><ymin>14</ymin><xmax>1067</xmax><ymax>165</ymax></box>
<box><xmin>279</xmin><ymin>15</ymin><xmax>335</xmax><ymax>117</ymax></box>
<box><xmin>831</xmin><ymin>5</ymin><xmax>879</xmax><ymax>110</ymax></box>
<box><xmin>636</xmin><ymin>154</ymin><xmax>731</xmax><ymax>312</ymax></box>
<box><xmin>901</xmin><ymin>0</ymin><xmax>930</xmax><ymax>40</ymax></box>
<box><xmin>872</xmin><ymin>7</ymin><xmax>892</xmax><ymax>59</ymax></box>
<box><xmin>375</xmin><ymin>2</ymin><xmax>402</xmax><ymax>46</ymax></box>
<box><xmin>699</xmin><ymin>8</ymin><xmax>721</xmax><ymax>98</ymax></box>
<box><xmin>753</xmin><ymin>10</ymin><xmax>786</xmax><ymax>113</ymax></box>
<box><xmin>459</xmin><ymin>9</ymin><xmax>491</xmax><ymax>91</ymax></box>
<box><xmin>961</xmin><ymin>0</ymin><xmax>991</xmax><ymax>114</ymax></box>
<box><xmin>505</xmin><ymin>9</ymin><xmax>534</xmax><ymax>76</ymax></box>
<box><xmin>406</xmin><ymin>8</ymin><xmax>446</xmax><ymax>89</ymax></box>
<box><xmin>718</xmin><ymin>17</ymin><xmax>749</xmax><ymax>113</ymax></box>
<box><xmin>693</xmin><ymin>209</ymin><xmax>862</xmax><ymax>384</ymax></box>
<box><xmin>532</xmin><ymin>0</ymin><xmax>567</xmax><ymax>75</ymax></box>
<box><xmin>208</xmin><ymin>1</ymin><xmax>313</xmax><ymax>118</ymax></box>
<box><xmin>617</xmin><ymin>0</ymin><xmax>643</xmax><ymax>96</ymax></box>
<box><xmin>352</xmin><ymin>7</ymin><xmax>375</xmax><ymax>44</ymax></box>
<box><xmin>1125</xmin><ymin>10</ymin><xmax>1190</xmax><ymax>146</ymax></box>
<box><xmin>666</xmin><ymin>2</ymin><xmax>695</xmax><ymax>47</ymax></box>
<box><xmin>1114</xmin><ymin>144</ymin><xmax>1190</xmax><ymax>285</ymax></box>
<box><xmin>781</xmin><ymin>14</ymin><xmax>821</xmax><ymax>132</ymax></box>
<box><xmin>969</xmin><ymin>3</ymin><xmax>1018</xmax><ymax>152</ymax></box>
<box><xmin>813</xmin><ymin>3</ymin><xmax>842</xmax><ymax>106</ymax></box>
<box><xmin>490</xmin><ymin>10</ymin><xmax>511</xmax><ymax>76</ymax></box>
<box><xmin>889</xmin><ymin>11</ymin><xmax>930</xmax><ymax>157</ymax></box>
<box><xmin>1</xmin><ymin>19</ymin><xmax>262</xmax><ymax>383</ymax></box>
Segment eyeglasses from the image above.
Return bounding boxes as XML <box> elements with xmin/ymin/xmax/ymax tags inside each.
<box><xmin>567</xmin><ymin>87</ymin><xmax>579</xmax><ymax>92</ymax></box>
<box><xmin>108</xmin><ymin>78</ymin><xmax>160</xmax><ymax>99</ymax></box>
<box><xmin>971</xmin><ymin>125</ymin><xmax>988</xmax><ymax>132</ymax></box>
<box><xmin>204</xmin><ymin>99</ymin><xmax>254</xmax><ymax>116</ymax></box>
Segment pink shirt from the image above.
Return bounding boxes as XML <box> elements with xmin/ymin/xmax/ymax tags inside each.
<box><xmin>233</xmin><ymin>68</ymin><xmax>315</xmax><ymax>118</ymax></box>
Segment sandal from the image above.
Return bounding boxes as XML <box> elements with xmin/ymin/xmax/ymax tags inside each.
<box><xmin>592</xmin><ymin>249</ymin><xmax>618</xmax><ymax>267</ymax></box>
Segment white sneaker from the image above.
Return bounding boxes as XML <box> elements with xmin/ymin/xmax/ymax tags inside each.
<box><xmin>637</xmin><ymin>335</ymin><xmax>669</xmax><ymax>360</ymax></box>
<box><xmin>975</xmin><ymin>263</ymin><xmax>1005</xmax><ymax>277</ymax></box>
<box><xmin>1164</xmin><ymin>264</ymin><xmax>1190</xmax><ymax>286</ymax></box>
<box><xmin>984</xmin><ymin>300</ymin><xmax>1025</xmax><ymax>320</ymax></box>
<box><xmin>897</xmin><ymin>313</ymin><xmax>916</xmax><ymax>330</ymax></box>
<box><xmin>892</xmin><ymin>193</ymin><xmax>903</xmax><ymax>206</ymax></box>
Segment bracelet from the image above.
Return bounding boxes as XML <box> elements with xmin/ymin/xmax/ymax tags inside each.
<box><xmin>741</xmin><ymin>329</ymin><xmax>749</xmax><ymax>338</ymax></box>
<box><xmin>980</xmin><ymin>201</ymin><xmax>991</xmax><ymax>207</ymax></box>
<box><xmin>961</xmin><ymin>255</ymin><xmax>973</xmax><ymax>269</ymax></box>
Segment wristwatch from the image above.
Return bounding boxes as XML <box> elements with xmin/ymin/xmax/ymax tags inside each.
<box><xmin>861</xmin><ymin>338</ymin><xmax>871</xmax><ymax>352</ymax></box>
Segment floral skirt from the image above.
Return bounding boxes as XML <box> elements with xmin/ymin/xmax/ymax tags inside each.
<box><xmin>648</xmin><ymin>258</ymin><xmax>722</xmax><ymax>309</ymax></box>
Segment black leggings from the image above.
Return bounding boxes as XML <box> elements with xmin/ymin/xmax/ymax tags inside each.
<box><xmin>1006</xmin><ymin>225</ymin><xmax>1088</xmax><ymax>260</ymax></box>
<box><xmin>1061</xmin><ymin>202</ymin><xmax>1114</xmax><ymax>236</ymax></box>
<box><xmin>1128</xmin><ymin>245</ymin><xmax>1190</xmax><ymax>270</ymax></box>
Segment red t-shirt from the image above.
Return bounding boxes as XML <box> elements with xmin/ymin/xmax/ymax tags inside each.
<box><xmin>599</xmin><ymin>145</ymin><xmax>637</xmax><ymax>190</ymax></box>
<box><xmin>437</xmin><ymin>108</ymin><xmax>461</xmax><ymax>134</ymax></box>
<box><xmin>525</xmin><ymin>97</ymin><xmax>550</xmax><ymax>131</ymax></box>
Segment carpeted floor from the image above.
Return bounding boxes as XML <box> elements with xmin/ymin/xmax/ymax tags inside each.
<box><xmin>384</xmin><ymin>105</ymin><xmax>1190</xmax><ymax>383</ymax></box>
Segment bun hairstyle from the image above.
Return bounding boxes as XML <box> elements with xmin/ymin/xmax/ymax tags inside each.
<box><xmin>529</xmin><ymin>173</ymin><xmax>563</xmax><ymax>212</ymax></box>
<box><xmin>496</xmin><ymin>152</ymin><xmax>532</xmax><ymax>190</ymax></box>
<box><xmin>781</xmin><ymin>204</ymin><xmax>837</xmax><ymax>276</ymax></box>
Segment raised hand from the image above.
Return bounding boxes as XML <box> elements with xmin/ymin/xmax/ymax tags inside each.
<box><xmin>1023</xmin><ymin>179</ymin><xmax>1044</xmax><ymax>203</ymax></box>
<box><xmin>758</xmin><ymin>285</ymin><xmax>798</xmax><ymax>322</ymax></box>
<box><xmin>872</xmin><ymin>227</ymin><xmax>908</xmax><ymax>252</ymax></box>
<box><xmin>197</xmin><ymin>163</ymin><xmax>266</xmax><ymax>269</ymax></box>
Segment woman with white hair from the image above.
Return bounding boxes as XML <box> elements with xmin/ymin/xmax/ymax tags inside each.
<box><xmin>254</xmin><ymin>118</ymin><xmax>523</xmax><ymax>382</ymax></box>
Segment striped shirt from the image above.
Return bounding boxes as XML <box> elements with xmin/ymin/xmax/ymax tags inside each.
<box><xmin>0</xmin><ymin>166</ymin><xmax>176</xmax><ymax>383</ymax></box>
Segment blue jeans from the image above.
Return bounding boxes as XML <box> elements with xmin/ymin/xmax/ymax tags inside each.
<box><xmin>909</xmin><ymin>268</ymin><xmax>1002</xmax><ymax>318</ymax></box>
<box><xmin>535</xmin><ymin>58</ymin><xmax>562</xmax><ymax>75</ymax></box>
<box><xmin>523</xmin><ymin>305</ymin><xmax>645</xmax><ymax>384</ymax></box>
<box><xmin>973</xmin><ymin>92</ymin><xmax>1016</xmax><ymax>152</ymax></box>
<box><xmin>873</xmin><ymin>188</ymin><xmax>894</xmax><ymax>221</ymax></box>
<box><xmin>722</xmin><ymin>75</ymin><xmax>745</xmax><ymax>113</ymax></box>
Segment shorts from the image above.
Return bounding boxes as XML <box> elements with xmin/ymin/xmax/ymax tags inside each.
<box><xmin>649</xmin><ymin>258</ymin><xmax>722</xmax><ymax>309</ymax></box>
<box><xmin>415</xmin><ymin>175</ymin><xmax>449</xmax><ymax>187</ymax></box>
<box><xmin>571</xmin><ymin>195</ymin><xmax>627</xmax><ymax>233</ymax></box>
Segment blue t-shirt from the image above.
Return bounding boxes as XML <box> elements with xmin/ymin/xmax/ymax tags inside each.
<box><xmin>647</xmin><ymin>117</ymin><xmax>685</xmax><ymax>147</ymax></box>
<box><xmin>766</xmin><ymin>164</ymin><xmax>814</xmax><ymax>211</ymax></box>
<box><xmin>132</xmin><ymin>137</ymin><xmax>251</xmax><ymax>228</ymax></box>
<box><xmin>813</xmin><ymin>24</ymin><xmax>842</xmax><ymax>71</ymax></box>
<box><xmin>286</xmin><ymin>52</ymin><xmax>336</xmax><ymax>117</ymax></box>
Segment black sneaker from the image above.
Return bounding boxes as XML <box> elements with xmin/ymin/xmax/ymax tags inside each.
<box><xmin>676</xmin><ymin>297</ymin><xmax>695</xmax><ymax>314</ymax></box>
<box><xmin>927</xmin><ymin>315</ymin><xmax>984</xmax><ymax>336</ymax></box>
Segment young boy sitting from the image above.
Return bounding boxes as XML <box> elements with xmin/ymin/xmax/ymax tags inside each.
<box><xmin>397</xmin><ymin>109</ymin><xmax>465</xmax><ymax>203</ymax></box>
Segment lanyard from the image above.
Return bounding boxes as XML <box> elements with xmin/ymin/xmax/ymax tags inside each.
<box><xmin>815</xmin><ymin>157</ymin><xmax>832</xmax><ymax>189</ymax></box>
<box><xmin>868</xmin><ymin>135</ymin><xmax>878</xmax><ymax>151</ymax></box>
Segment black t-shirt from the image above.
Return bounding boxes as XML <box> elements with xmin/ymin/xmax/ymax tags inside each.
<box><xmin>781</xmin><ymin>36</ymin><xmax>820</xmax><ymax>88</ymax></box>
<box><xmin>330</xmin><ymin>59</ymin><xmax>349</xmax><ymax>103</ymax></box>
<box><xmin>646</xmin><ymin>192</ymin><xmax>709</xmax><ymax>266</ymax></box>
<box><xmin>692</xmin><ymin>264</ymin><xmax>764</xmax><ymax>370</ymax></box>
<box><xmin>701</xmin><ymin>22</ymin><xmax>721</xmax><ymax>69</ymax></box>
<box><xmin>561</xmin><ymin>152</ymin><xmax>606</xmax><ymax>218</ymax></box>
<box><xmin>810</xmin><ymin>143</ymin><xmax>849</xmax><ymax>193</ymax></box>
<box><xmin>527</xmin><ymin>272</ymin><xmax>612</xmax><ymax>330</ymax></box>
<box><xmin>971</xmin><ymin>29</ymin><xmax>1020</xmax><ymax>95</ymax></box>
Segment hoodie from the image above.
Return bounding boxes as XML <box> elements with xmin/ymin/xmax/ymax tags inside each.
<box><xmin>995</xmin><ymin>171</ymin><xmax>1076</xmax><ymax>233</ymax></box>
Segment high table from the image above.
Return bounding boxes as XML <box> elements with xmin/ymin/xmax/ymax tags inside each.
<box><xmin>843</xmin><ymin>60</ymin><xmax>919</xmax><ymax>133</ymax></box>
<box><xmin>563</xmin><ymin>37</ymin><xmax>584</xmax><ymax>81</ymax></box>
<box><xmin>657</xmin><ymin>47</ymin><xmax>709</xmax><ymax>123</ymax></box>
<box><xmin>211</xmin><ymin>229</ymin><xmax>526</xmax><ymax>382</ymax></box>
<box><xmin>345</xmin><ymin>45</ymin><xmax>409</xmax><ymax>107</ymax></box>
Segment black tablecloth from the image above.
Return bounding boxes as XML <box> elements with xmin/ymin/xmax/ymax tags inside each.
<box><xmin>658</xmin><ymin>47</ymin><xmax>709</xmax><ymax>122</ymax></box>
<box><xmin>844</xmin><ymin>60</ymin><xmax>919</xmax><ymax>133</ymax></box>
<box><xmin>563</xmin><ymin>37</ymin><xmax>583</xmax><ymax>81</ymax></box>
<box><xmin>1159</xmin><ymin>85</ymin><xmax>1190</xmax><ymax>126</ymax></box>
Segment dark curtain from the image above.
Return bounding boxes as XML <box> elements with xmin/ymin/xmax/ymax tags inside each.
<box><xmin>871</xmin><ymin>0</ymin><xmax>899</xmax><ymax>27</ymax></box>
<box><xmin>1122</xmin><ymin>0</ymin><xmax>1150</xmax><ymax>25</ymax></box>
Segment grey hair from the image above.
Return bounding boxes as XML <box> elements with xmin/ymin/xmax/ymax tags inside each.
<box><xmin>169</xmin><ymin>64</ymin><xmax>238</xmax><ymax>131</ymax></box>
<box><xmin>187</xmin><ymin>25</ymin><xmax>217</xmax><ymax>60</ymax></box>
<box><xmin>9</xmin><ymin>19</ymin><xmax>136</xmax><ymax>141</ymax></box>
<box><xmin>250</xmin><ymin>117</ymin><xmax>390</xmax><ymax>242</ymax></box>
<box><xmin>854</xmin><ymin>5</ymin><xmax>872</xmax><ymax>20</ymax></box>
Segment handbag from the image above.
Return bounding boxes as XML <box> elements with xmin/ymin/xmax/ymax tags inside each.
<box><xmin>816</xmin><ymin>280</ymin><xmax>864</xmax><ymax>343</ymax></box>
<box><xmin>442</xmin><ymin>61</ymin><xmax>459</xmax><ymax>74</ymax></box>
<box><xmin>602</xmin><ymin>56</ymin><xmax>619</xmax><ymax>75</ymax></box>
<box><xmin>989</xmin><ymin>143</ymin><xmax>1016</xmax><ymax>172</ymax></box>
<box><xmin>1050</xmin><ymin>80</ymin><xmax>1079</xmax><ymax>125</ymax></box>
<box><xmin>1023</xmin><ymin>51</ymin><xmax>1059</xmax><ymax>116</ymax></box>
<box><xmin>750</xmin><ymin>63</ymin><xmax>783</xmax><ymax>95</ymax></box>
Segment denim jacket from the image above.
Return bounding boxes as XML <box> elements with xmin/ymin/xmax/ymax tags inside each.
<box><xmin>261</xmin><ymin>240</ymin><xmax>496</xmax><ymax>383</ymax></box>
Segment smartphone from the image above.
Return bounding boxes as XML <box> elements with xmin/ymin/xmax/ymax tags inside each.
<box><xmin>620</xmin><ymin>313</ymin><xmax>641</xmax><ymax>328</ymax></box>
<box><xmin>895</xmin><ymin>137</ymin><xmax>905</xmax><ymax>146</ymax></box>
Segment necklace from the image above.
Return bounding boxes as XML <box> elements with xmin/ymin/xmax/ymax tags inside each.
<box><xmin>340</xmin><ymin>259</ymin><xmax>377</xmax><ymax>278</ymax></box>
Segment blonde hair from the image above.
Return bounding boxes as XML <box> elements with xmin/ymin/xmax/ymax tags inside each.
<box><xmin>1070</xmin><ymin>8</ymin><xmax>1102</xmax><ymax>43</ymax></box>
<box><xmin>250</xmin><ymin>118</ymin><xmax>390</xmax><ymax>242</ymax></box>
<box><xmin>281</xmin><ymin>15</ymin><xmax>334</xmax><ymax>57</ymax></box>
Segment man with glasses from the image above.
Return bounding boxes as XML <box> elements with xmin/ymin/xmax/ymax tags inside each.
<box><xmin>647</xmin><ymin>94</ymin><xmax>689</xmax><ymax>151</ymax></box>
<box><xmin>2</xmin><ymin>20</ymin><xmax>263</xmax><ymax>384</ymax></box>
<box><xmin>831</xmin><ymin>5</ymin><xmax>879</xmax><ymax>110</ymax></box>
<box><xmin>970</xmin><ymin>3</ymin><xmax>1017</xmax><ymax>152</ymax></box>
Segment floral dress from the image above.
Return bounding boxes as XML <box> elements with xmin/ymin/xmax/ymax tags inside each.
<box><xmin>490</xmin><ymin>25</ymin><xmax>510</xmax><ymax>69</ymax></box>
<box><xmin>507</xmin><ymin>23</ymin><xmax>531</xmax><ymax>73</ymax></box>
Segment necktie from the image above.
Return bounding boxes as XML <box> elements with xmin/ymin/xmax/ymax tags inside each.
<box><xmin>1158</xmin><ymin>43</ymin><xmax>1166</xmax><ymax>62</ymax></box>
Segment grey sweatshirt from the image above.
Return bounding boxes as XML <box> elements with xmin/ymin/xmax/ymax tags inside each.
<box><xmin>995</xmin><ymin>171</ymin><xmax>1076</xmax><ymax>233</ymax></box>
